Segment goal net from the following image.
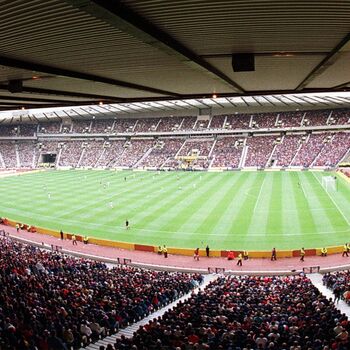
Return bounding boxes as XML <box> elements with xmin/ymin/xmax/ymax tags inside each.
<box><xmin>321</xmin><ymin>176</ymin><xmax>337</xmax><ymax>191</ymax></box>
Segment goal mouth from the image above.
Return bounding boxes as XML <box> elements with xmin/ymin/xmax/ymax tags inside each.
<box><xmin>321</xmin><ymin>176</ymin><xmax>337</xmax><ymax>191</ymax></box>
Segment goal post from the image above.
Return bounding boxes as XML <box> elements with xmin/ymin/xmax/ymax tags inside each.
<box><xmin>321</xmin><ymin>176</ymin><xmax>337</xmax><ymax>192</ymax></box>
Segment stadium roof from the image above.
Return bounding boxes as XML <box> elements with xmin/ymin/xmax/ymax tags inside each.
<box><xmin>0</xmin><ymin>0</ymin><xmax>350</xmax><ymax>110</ymax></box>
<box><xmin>1</xmin><ymin>92</ymin><xmax>350</xmax><ymax>123</ymax></box>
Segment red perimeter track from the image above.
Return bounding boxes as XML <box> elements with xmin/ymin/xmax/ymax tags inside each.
<box><xmin>2</xmin><ymin>224</ymin><xmax>350</xmax><ymax>274</ymax></box>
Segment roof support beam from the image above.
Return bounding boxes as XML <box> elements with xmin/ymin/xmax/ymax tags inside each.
<box><xmin>0</xmin><ymin>84</ymin><xmax>124</xmax><ymax>102</ymax></box>
<box><xmin>0</xmin><ymin>56</ymin><xmax>179</xmax><ymax>97</ymax></box>
<box><xmin>65</xmin><ymin>0</ymin><xmax>245</xmax><ymax>93</ymax></box>
<box><xmin>295</xmin><ymin>32</ymin><xmax>350</xmax><ymax>90</ymax></box>
<box><xmin>0</xmin><ymin>94</ymin><xmax>93</xmax><ymax>105</ymax></box>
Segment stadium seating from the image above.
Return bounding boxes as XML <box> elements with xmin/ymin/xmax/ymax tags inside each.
<box><xmin>134</xmin><ymin>118</ymin><xmax>160</xmax><ymax>132</ymax></box>
<box><xmin>114</xmin><ymin>140</ymin><xmax>155</xmax><ymax>168</ymax></box>
<box><xmin>72</xmin><ymin>120</ymin><xmax>92</xmax><ymax>133</ymax></box>
<box><xmin>277</xmin><ymin>111</ymin><xmax>303</xmax><ymax>127</ymax></box>
<box><xmin>209</xmin><ymin>114</ymin><xmax>226</xmax><ymax>129</ymax></box>
<box><xmin>291</xmin><ymin>134</ymin><xmax>327</xmax><ymax>167</ymax></box>
<box><xmin>91</xmin><ymin>119</ymin><xmax>114</xmax><ymax>133</ymax></box>
<box><xmin>95</xmin><ymin>141</ymin><xmax>126</xmax><ymax>168</ymax></box>
<box><xmin>139</xmin><ymin>139</ymin><xmax>184</xmax><ymax>168</ymax></box>
<box><xmin>0</xmin><ymin>237</ymin><xmax>203</xmax><ymax>349</ymax></box>
<box><xmin>180</xmin><ymin>116</ymin><xmax>196</xmax><ymax>130</ymax></box>
<box><xmin>271</xmin><ymin>135</ymin><xmax>301</xmax><ymax>167</ymax></box>
<box><xmin>211</xmin><ymin>137</ymin><xmax>243</xmax><ymax>168</ymax></box>
<box><xmin>305</xmin><ymin>110</ymin><xmax>331</xmax><ymax>126</ymax></box>
<box><xmin>38</xmin><ymin>122</ymin><xmax>62</xmax><ymax>134</ymax></box>
<box><xmin>0</xmin><ymin>109</ymin><xmax>348</xmax><ymax>170</ymax></box>
<box><xmin>17</xmin><ymin>142</ymin><xmax>35</xmax><ymax>168</ymax></box>
<box><xmin>225</xmin><ymin>113</ymin><xmax>251</xmax><ymax>129</ymax></box>
<box><xmin>113</xmin><ymin>275</ymin><xmax>350</xmax><ymax>349</ymax></box>
<box><xmin>157</xmin><ymin>117</ymin><xmax>184</xmax><ymax>132</ymax></box>
<box><xmin>0</xmin><ymin>142</ymin><xmax>17</xmax><ymax>168</ymax></box>
<box><xmin>79</xmin><ymin>141</ymin><xmax>105</xmax><ymax>167</ymax></box>
<box><xmin>59</xmin><ymin>141</ymin><xmax>84</xmax><ymax>167</ymax></box>
<box><xmin>245</xmin><ymin>136</ymin><xmax>276</xmax><ymax>167</ymax></box>
<box><xmin>251</xmin><ymin>113</ymin><xmax>278</xmax><ymax>129</ymax></box>
<box><xmin>19</xmin><ymin>124</ymin><xmax>37</xmax><ymax>136</ymax></box>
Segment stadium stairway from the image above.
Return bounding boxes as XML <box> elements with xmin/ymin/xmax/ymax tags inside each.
<box><xmin>308</xmin><ymin>273</ymin><xmax>350</xmax><ymax>318</ymax></box>
<box><xmin>83</xmin><ymin>274</ymin><xmax>218</xmax><ymax>350</ymax></box>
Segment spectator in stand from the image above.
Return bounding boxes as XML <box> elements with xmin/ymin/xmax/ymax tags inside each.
<box><xmin>113</xmin><ymin>275</ymin><xmax>350</xmax><ymax>349</ymax></box>
<box><xmin>0</xmin><ymin>237</ymin><xmax>203</xmax><ymax>349</ymax></box>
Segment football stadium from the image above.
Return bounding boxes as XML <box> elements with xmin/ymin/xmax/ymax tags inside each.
<box><xmin>0</xmin><ymin>1</ymin><xmax>350</xmax><ymax>349</ymax></box>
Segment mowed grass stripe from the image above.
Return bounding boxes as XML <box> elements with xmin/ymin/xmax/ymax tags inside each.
<box><xmin>178</xmin><ymin>173</ymin><xmax>234</xmax><ymax>233</ymax></box>
<box><xmin>158</xmin><ymin>173</ymin><xmax>226</xmax><ymax>235</ymax></box>
<box><xmin>126</xmin><ymin>173</ymin><xmax>203</xmax><ymax>228</ymax></box>
<box><xmin>96</xmin><ymin>173</ymin><xmax>198</xmax><ymax>238</ymax></box>
<box><xmin>210</xmin><ymin>172</ymin><xmax>255</xmax><ymax>238</ymax></box>
<box><xmin>247</xmin><ymin>172</ymin><xmax>272</xmax><ymax>236</ymax></box>
<box><xmin>192</xmin><ymin>172</ymin><xmax>244</xmax><ymax>236</ymax></box>
<box><xmin>281</xmin><ymin>173</ymin><xmax>302</xmax><ymax>240</ymax></box>
<box><xmin>57</xmin><ymin>172</ymin><xmax>169</xmax><ymax>219</ymax></box>
<box><xmin>265</xmin><ymin>172</ymin><xmax>283</xmax><ymax>235</ymax></box>
<box><xmin>229</xmin><ymin>172</ymin><xmax>265</xmax><ymax>235</ymax></box>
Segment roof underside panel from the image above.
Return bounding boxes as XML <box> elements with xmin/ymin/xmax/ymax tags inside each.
<box><xmin>121</xmin><ymin>0</ymin><xmax>350</xmax><ymax>54</ymax></box>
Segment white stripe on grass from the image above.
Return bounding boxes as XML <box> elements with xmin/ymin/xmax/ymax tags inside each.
<box><xmin>253</xmin><ymin>173</ymin><xmax>267</xmax><ymax>213</ymax></box>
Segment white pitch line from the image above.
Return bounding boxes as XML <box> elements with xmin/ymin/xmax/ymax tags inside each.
<box><xmin>253</xmin><ymin>175</ymin><xmax>266</xmax><ymax>213</ymax></box>
<box><xmin>311</xmin><ymin>172</ymin><xmax>350</xmax><ymax>226</ymax></box>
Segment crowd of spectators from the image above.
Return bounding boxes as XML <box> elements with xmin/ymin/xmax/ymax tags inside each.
<box><xmin>245</xmin><ymin>136</ymin><xmax>276</xmax><ymax>167</ymax></box>
<box><xmin>251</xmin><ymin>113</ymin><xmax>278</xmax><ymax>129</ymax></box>
<box><xmin>291</xmin><ymin>134</ymin><xmax>327</xmax><ymax>167</ymax></box>
<box><xmin>178</xmin><ymin>139</ymin><xmax>213</xmax><ymax>157</ymax></box>
<box><xmin>314</xmin><ymin>133</ymin><xmax>350</xmax><ymax>167</ymax></box>
<box><xmin>211</xmin><ymin>137</ymin><xmax>243</xmax><ymax>168</ymax></box>
<box><xmin>180</xmin><ymin>117</ymin><xmax>197</xmax><ymax>130</ymax></box>
<box><xmin>226</xmin><ymin>114</ymin><xmax>251</xmax><ymax>129</ymax></box>
<box><xmin>59</xmin><ymin>141</ymin><xmax>84</xmax><ymax>167</ymax></box>
<box><xmin>277</xmin><ymin>112</ymin><xmax>303</xmax><ymax>128</ymax></box>
<box><xmin>139</xmin><ymin>139</ymin><xmax>184</xmax><ymax>168</ymax></box>
<box><xmin>95</xmin><ymin>141</ymin><xmax>126</xmax><ymax>168</ymax></box>
<box><xmin>134</xmin><ymin>118</ymin><xmax>160</xmax><ymax>132</ymax></box>
<box><xmin>0</xmin><ymin>125</ymin><xmax>19</xmax><ymax>136</ymax></box>
<box><xmin>194</xmin><ymin>119</ymin><xmax>209</xmax><ymax>129</ymax></box>
<box><xmin>271</xmin><ymin>135</ymin><xmax>301</xmax><ymax>167</ymax></box>
<box><xmin>304</xmin><ymin>111</ymin><xmax>330</xmax><ymax>127</ymax></box>
<box><xmin>19</xmin><ymin>124</ymin><xmax>37</xmax><ymax>136</ymax></box>
<box><xmin>79</xmin><ymin>141</ymin><xmax>105</xmax><ymax>167</ymax></box>
<box><xmin>328</xmin><ymin>110</ymin><xmax>350</xmax><ymax>126</ymax></box>
<box><xmin>17</xmin><ymin>142</ymin><xmax>35</xmax><ymax>168</ymax></box>
<box><xmin>114</xmin><ymin>140</ymin><xmax>154</xmax><ymax>167</ymax></box>
<box><xmin>38</xmin><ymin>122</ymin><xmax>62</xmax><ymax>134</ymax></box>
<box><xmin>0</xmin><ymin>236</ymin><xmax>203</xmax><ymax>350</ymax></box>
<box><xmin>113</xmin><ymin>274</ymin><xmax>350</xmax><ymax>350</ymax></box>
<box><xmin>157</xmin><ymin>117</ymin><xmax>184</xmax><ymax>132</ymax></box>
<box><xmin>72</xmin><ymin>121</ymin><xmax>92</xmax><ymax>134</ymax></box>
<box><xmin>0</xmin><ymin>141</ymin><xmax>17</xmax><ymax>168</ymax></box>
<box><xmin>113</xmin><ymin>119</ymin><xmax>137</xmax><ymax>133</ymax></box>
<box><xmin>91</xmin><ymin>119</ymin><xmax>115</xmax><ymax>133</ymax></box>
<box><xmin>323</xmin><ymin>271</ymin><xmax>350</xmax><ymax>305</ymax></box>
<box><xmin>209</xmin><ymin>115</ymin><xmax>226</xmax><ymax>129</ymax></box>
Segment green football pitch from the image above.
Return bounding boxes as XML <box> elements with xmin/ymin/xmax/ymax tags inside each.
<box><xmin>0</xmin><ymin>169</ymin><xmax>349</xmax><ymax>251</ymax></box>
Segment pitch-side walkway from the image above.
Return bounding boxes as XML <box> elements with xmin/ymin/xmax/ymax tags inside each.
<box><xmin>2</xmin><ymin>224</ymin><xmax>350</xmax><ymax>273</ymax></box>
<box><xmin>308</xmin><ymin>273</ymin><xmax>350</xmax><ymax>318</ymax></box>
<box><xmin>83</xmin><ymin>274</ymin><xmax>218</xmax><ymax>350</ymax></box>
